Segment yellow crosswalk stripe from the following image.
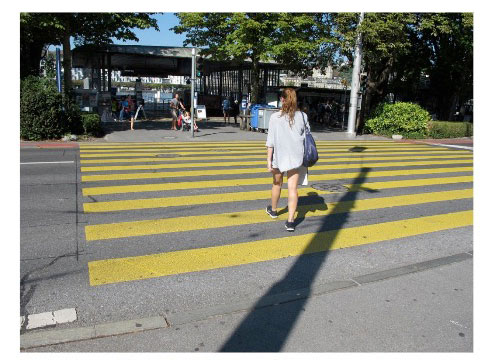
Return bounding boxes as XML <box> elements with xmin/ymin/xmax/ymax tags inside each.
<box><xmin>81</xmin><ymin>160</ymin><xmax>472</xmax><ymax>182</ymax></box>
<box><xmin>83</xmin><ymin>176</ymin><xmax>473</xmax><ymax>213</ymax></box>
<box><xmin>81</xmin><ymin>155</ymin><xmax>473</xmax><ymax>172</ymax></box>
<box><xmin>78</xmin><ymin>147</ymin><xmax>464</xmax><ymax>158</ymax></box>
<box><xmin>78</xmin><ymin>141</ymin><xmax>402</xmax><ymax>148</ymax></box>
<box><xmin>79</xmin><ymin>151</ymin><xmax>472</xmax><ymax>164</ymax></box>
<box><xmin>80</xmin><ymin>141</ymin><xmax>474</xmax><ymax>287</ymax></box>
<box><xmin>79</xmin><ymin>144</ymin><xmax>437</xmax><ymax>153</ymax></box>
<box><xmin>82</xmin><ymin>167</ymin><xmax>473</xmax><ymax>196</ymax></box>
<box><xmin>85</xmin><ymin>189</ymin><xmax>472</xmax><ymax>241</ymax></box>
<box><xmin>87</xmin><ymin>210</ymin><xmax>473</xmax><ymax>285</ymax></box>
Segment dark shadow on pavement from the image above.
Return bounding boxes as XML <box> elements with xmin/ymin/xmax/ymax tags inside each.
<box><xmin>294</xmin><ymin>192</ymin><xmax>328</xmax><ymax>227</ymax></box>
<box><xmin>219</xmin><ymin>168</ymin><xmax>372</xmax><ymax>352</ymax></box>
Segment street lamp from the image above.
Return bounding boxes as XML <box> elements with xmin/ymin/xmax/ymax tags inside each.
<box><xmin>191</xmin><ymin>48</ymin><xmax>196</xmax><ymax>138</ymax></box>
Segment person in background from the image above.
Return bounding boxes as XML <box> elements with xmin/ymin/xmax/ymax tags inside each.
<box><xmin>183</xmin><ymin>111</ymin><xmax>199</xmax><ymax>132</ymax></box>
<box><xmin>128</xmin><ymin>95</ymin><xmax>136</xmax><ymax>130</ymax></box>
<box><xmin>128</xmin><ymin>95</ymin><xmax>135</xmax><ymax>114</ymax></box>
<box><xmin>233</xmin><ymin>99</ymin><xmax>239</xmax><ymax>125</ymax></box>
<box><xmin>170</xmin><ymin>93</ymin><xmax>185</xmax><ymax>130</ymax></box>
<box><xmin>265</xmin><ymin>88</ymin><xmax>309</xmax><ymax>232</ymax></box>
<box><xmin>111</xmin><ymin>98</ymin><xmax>119</xmax><ymax>120</ymax></box>
<box><xmin>222</xmin><ymin>97</ymin><xmax>231</xmax><ymax>125</ymax></box>
<box><xmin>119</xmin><ymin>96</ymin><xmax>129</xmax><ymax>121</ymax></box>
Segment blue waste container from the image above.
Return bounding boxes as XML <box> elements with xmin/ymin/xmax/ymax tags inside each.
<box><xmin>250</xmin><ymin>104</ymin><xmax>276</xmax><ymax>130</ymax></box>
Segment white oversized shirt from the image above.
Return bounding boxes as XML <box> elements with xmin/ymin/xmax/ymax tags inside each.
<box><xmin>265</xmin><ymin>110</ymin><xmax>308</xmax><ymax>172</ymax></box>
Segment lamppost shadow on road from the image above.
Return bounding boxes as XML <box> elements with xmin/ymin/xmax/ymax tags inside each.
<box><xmin>220</xmin><ymin>167</ymin><xmax>373</xmax><ymax>352</ymax></box>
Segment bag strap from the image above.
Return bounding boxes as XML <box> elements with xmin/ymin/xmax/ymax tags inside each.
<box><xmin>301</xmin><ymin>111</ymin><xmax>310</xmax><ymax>133</ymax></box>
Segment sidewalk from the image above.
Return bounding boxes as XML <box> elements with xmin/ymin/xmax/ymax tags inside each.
<box><xmin>22</xmin><ymin>252</ymin><xmax>473</xmax><ymax>352</ymax></box>
<box><xmin>91</xmin><ymin>118</ymin><xmax>390</xmax><ymax>143</ymax></box>
<box><xmin>20</xmin><ymin>118</ymin><xmax>473</xmax><ymax>145</ymax></box>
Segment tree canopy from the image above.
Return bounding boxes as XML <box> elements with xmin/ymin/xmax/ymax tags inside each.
<box><xmin>173</xmin><ymin>12</ymin><xmax>473</xmax><ymax>124</ymax></box>
<box><xmin>172</xmin><ymin>13</ymin><xmax>320</xmax><ymax>102</ymax></box>
<box><xmin>20</xmin><ymin>13</ymin><xmax>160</xmax><ymax>91</ymax></box>
<box><xmin>21</xmin><ymin>12</ymin><xmax>472</xmax><ymax>125</ymax></box>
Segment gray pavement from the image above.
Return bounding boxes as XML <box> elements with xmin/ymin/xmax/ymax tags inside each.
<box><xmin>95</xmin><ymin>118</ymin><xmax>390</xmax><ymax>142</ymax></box>
<box><xmin>23</xmin><ymin>253</ymin><xmax>473</xmax><ymax>352</ymax></box>
<box><xmin>19</xmin><ymin>122</ymin><xmax>474</xmax><ymax>353</ymax></box>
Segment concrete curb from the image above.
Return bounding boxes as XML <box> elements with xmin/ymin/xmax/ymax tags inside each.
<box><xmin>21</xmin><ymin>316</ymin><xmax>168</xmax><ymax>350</ymax></box>
<box><xmin>20</xmin><ymin>251</ymin><xmax>472</xmax><ymax>350</ymax></box>
<box><xmin>400</xmin><ymin>139</ymin><xmax>473</xmax><ymax>151</ymax></box>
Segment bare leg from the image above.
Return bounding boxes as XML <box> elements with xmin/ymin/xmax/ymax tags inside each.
<box><xmin>271</xmin><ymin>169</ymin><xmax>283</xmax><ymax>211</ymax></box>
<box><xmin>286</xmin><ymin>169</ymin><xmax>300</xmax><ymax>222</ymax></box>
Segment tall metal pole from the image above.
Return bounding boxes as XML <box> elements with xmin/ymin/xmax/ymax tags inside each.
<box><xmin>191</xmin><ymin>48</ymin><xmax>196</xmax><ymax>138</ymax></box>
<box><xmin>347</xmin><ymin>12</ymin><xmax>365</xmax><ymax>136</ymax></box>
<box><xmin>56</xmin><ymin>48</ymin><xmax>62</xmax><ymax>93</ymax></box>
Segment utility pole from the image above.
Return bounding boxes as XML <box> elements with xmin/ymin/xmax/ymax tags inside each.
<box><xmin>191</xmin><ymin>48</ymin><xmax>196</xmax><ymax>138</ymax></box>
<box><xmin>347</xmin><ymin>12</ymin><xmax>365</xmax><ymax>136</ymax></box>
<box><xmin>56</xmin><ymin>48</ymin><xmax>62</xmax><ymax>93</ymax></box>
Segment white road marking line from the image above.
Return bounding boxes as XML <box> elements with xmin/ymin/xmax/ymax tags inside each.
<box><xmin>20</xmin><ymin>161</ymin><xmax>75</xmax><ymax>165</ymax></box>
<box><xmin>20</xmin><ymin>308</ymin><xmax>77</xmax><ymax>330</ymax></box>
<box><xmin>422</xmin><ymin>143</ymin><xmax>473</xmax><ymax>151</ymax></box>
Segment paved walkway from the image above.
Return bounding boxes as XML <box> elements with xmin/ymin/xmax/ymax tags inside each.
<box><xmin>94</xmin><ymin>118</ymin><xmax>390</xmax><ymax>143</ymax></box>
<box><xmin>20</xmin><ymin>118</ymin><xmax>474</xmax><ymax>146</ymax></box>
<box><xmin>22</xmin><ymin>253</ymin><xmax>473</xmax><ymax>351</ymax></box>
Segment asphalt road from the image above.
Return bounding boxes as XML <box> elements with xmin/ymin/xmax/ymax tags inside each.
<box><xmin>20</xmin><ymin>138</ymin><xmax>473</xmax><ymax>352</ymax></box>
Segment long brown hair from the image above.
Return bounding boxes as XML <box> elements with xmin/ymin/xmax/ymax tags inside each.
<box><xmin>280</xmin><ymin>88</ymin><xmax>298</xmax><ymax>127</ymax></box>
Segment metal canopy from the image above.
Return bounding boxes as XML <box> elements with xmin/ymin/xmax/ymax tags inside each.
<box><xmin>72</xmin><ymin>44</ymin><xmax>282</xmax><ymax>78</ymax></box>
<box><xmin>72</xmin><ymin>44</ymin><xmax>193</xmax><ymax>77</ymax></box>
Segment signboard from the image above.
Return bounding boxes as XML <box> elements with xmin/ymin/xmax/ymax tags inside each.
<box><xmin>196</xmin><ymin>105</ymin><xmax>207</xmax><ymax>119</ymax></box>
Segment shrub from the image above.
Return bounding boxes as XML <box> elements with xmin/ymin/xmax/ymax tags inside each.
<box><xmin>364</xmin><ymin>102</ymin><xmax>431</xmax><ymax>139</ymax></box>
<box><xmin>427</xmin><ymin>121</ymin><xmax>473</xmax><ymax>138</ymax></box>
<box><xmin>82</xmin><ymin>113</ymin><xmax>103</xmax><ymax>136</ymax></box>
<box><xmin>20</xmin><ymin>76</ymin><xmax>83</xmax><ymax>140</ymax></box>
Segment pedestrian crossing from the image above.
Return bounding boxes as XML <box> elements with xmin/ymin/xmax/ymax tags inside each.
<box><xmin>79</xmin><ymin>140</ymin><xmax>473</xmax><ymax>286</ymax></box>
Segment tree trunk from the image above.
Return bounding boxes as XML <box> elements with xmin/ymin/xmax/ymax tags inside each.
<box><xmin>250</xmin><ymin>55</ymin><xmax>261</xmax><ymax>104</ymax></box>
<box><xmin>447</xmin><ymin>93</ymin><xmax>459</xmax><ymax>121</ymax></box>
<box><xmin>356</xmin><ymin>58</ymin><xmax>393</xmax><ymax>133</ymax></box>
<box><xmin>357</xmin><ymin>87</ymin><xmax>373</xmax><ymax>133</ymax></box>
<box><xmin>62</xmin><ymin>33</ymin><xmax>72</xmax><ymax>94</ymax></box>
<box><xmin>436</xmin><ymin>91</ymin><xmax>458</xmax><ymax>121</ymax></box>
<box><xmin>21</xmin><ymin>41</ymin><xmax>45</xmax><ymax>79</ymax></box>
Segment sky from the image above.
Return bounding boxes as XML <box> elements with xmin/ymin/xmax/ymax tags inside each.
<box><xmin>60</xmin><ymin>13</ymin><xmax>186</xmax><ymax>50</ymax></box>
<box><xmin>110</xmin><ymin>13</ymin><xmax>187</xmax><ymax>48</ymax></box>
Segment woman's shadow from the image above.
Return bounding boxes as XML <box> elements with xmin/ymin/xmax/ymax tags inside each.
<box><xmin>277</xmin><ymin>191</ymin><xmax>329</xmax><ymax>228</ymax></box>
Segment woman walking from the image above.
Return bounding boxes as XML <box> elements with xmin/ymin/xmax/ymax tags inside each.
<box><xmin>265</xmin><ymin>88</ymin><xmax>309</xmax><ymax>232</ymax></box>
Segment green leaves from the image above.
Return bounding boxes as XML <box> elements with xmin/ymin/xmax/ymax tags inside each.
<box><xmin>20</xmin><ymin>76</ymin><xmax>83</xmax><ymax>140</ymax></box>
<box><xmin>428</xmin><ymin>121</ymin><xmax>473</xmax><ymax>138</ymax></box>
<box><xmin>21</xmin><ymin>13</ymin><xmax>160</xmax><ymax>78</ymax></box>
<box><xmin>173</xmin><ymin>12</ymin><xmax>319</xmax><ymax>66</ymax></box>
<box><xmin>365</xmin><ymin>102</ymin><xmax>431</xmax><ymax>139</ymax></box>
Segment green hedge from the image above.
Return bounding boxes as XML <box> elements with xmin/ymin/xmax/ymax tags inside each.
<box><xmin>427</xmin><ymin>121</ymin><xmax>473</xmax><ymax>138</ymax></box>
<box><xmin>82</xmin><ymin>113</ymin><xmax>103</xmax><ymax>137</ymax></box>
<box><xmin>364</xmin><ymin>102</ymin><xmax>430</xmax><ymax>139</ymax></box>
<box><xmin>20</xmin><ymin>76</ymin><xmax>83</xmax><ymax>140</ymax></box>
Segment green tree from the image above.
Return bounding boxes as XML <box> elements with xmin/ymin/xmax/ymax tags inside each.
<box><xmin>172</xmin><ymin>13</ymin><xmax>319</xmax><ymax>102</ymax></box>
<box><xmin>418</xmin><ymin>13</ymin><xmax>473</xmax><ymax>121</ymax></box>
<box><xmin>314</xmin><ymin>13</ymin><xmax>472</xmax><ymax>131</ymax></box>
<box><xmin>315</xmin><ymin>13</ymin><xmax>418</xmax><ymax>132</ymax></box>
<box><xmin>20</xmin><ymin>13</ymin><xmax>159</xmax><ymax>93</ymax></box>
